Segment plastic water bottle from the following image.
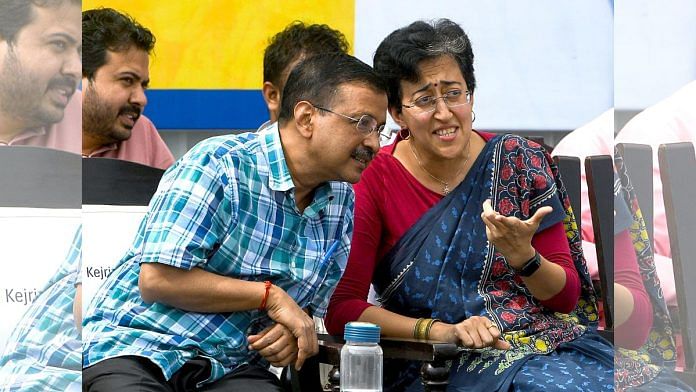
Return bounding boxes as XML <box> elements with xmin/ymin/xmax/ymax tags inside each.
<box><xmin>340</xmin><ymin>322</ymin><xmax>383</xmax><ymax>392</ymax></box>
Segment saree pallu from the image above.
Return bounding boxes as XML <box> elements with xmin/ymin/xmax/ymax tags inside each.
<box><xmin>373</xmin><ymin>134</ymin><xmax>613</xmax><ymax>391</ymax></box>
<box><xmin>614</xmin><ymin>150</ymin><xmax>692</xmax><ymax>392</ymax></box>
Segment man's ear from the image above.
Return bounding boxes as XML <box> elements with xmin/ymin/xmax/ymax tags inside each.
<box><xmin>389</xmin><ymin>106</ymin><xmax>408</xmax><ymax>130</ymax></box>
<box><xmin>262</xmin><ymin>81</ymin><xmax>281</xmax><ymax>121</ymax></box>
<box><xmin>293</xmin><ymin>101</ymin><xmax>315</xmax><ymax>139</ymax></box>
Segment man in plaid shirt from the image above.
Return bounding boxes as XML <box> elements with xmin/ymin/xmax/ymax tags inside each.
<box><xmin>82</xmin><ymin>51</ymin><xmax>387</xmax><ymax>391</ymax></box>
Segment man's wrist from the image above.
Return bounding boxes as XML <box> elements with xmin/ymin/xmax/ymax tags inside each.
<box><xmin>258</xmin><ymin>281</ymin><xmax>273</xmax><ymax>310</ymax></box>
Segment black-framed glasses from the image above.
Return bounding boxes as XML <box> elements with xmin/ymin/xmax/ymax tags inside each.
<box><xmin>313</xmin><ymin>105</ymin><xmax>387</xmax><ymax>141</ymax></box>
<box><xmin>402</xmin><ymin>89</ymin><xmax>471</xmax><ymax>114</ymax></box>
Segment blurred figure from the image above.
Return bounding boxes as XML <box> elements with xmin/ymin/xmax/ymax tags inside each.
<box><xmin>0</xmin><ymin>227</ymin><xmax>82</xmax><ymax>392</ymax></box>
<box><xmin>0</xmin><ymin>0</ymin><xmax>81</xmax><ymax>154</ymax></box>
<box><xmin>82</xmin><ymin>8</ymin><xmax>174</xmax><ymax>170</ymax></box>
<box><xmin>262</xmin><ymin>21</ymin><xmax>349</xmax><ymax>124</ymax></box>
<box><xmin>614</xmin><ymin>153</ymin><xmax>692</xmax><ymax>392</ymax></box>
<box><xmin>555</xmin><ymin>81</ymin><xmax>696</xmax><ymax>308</ymax></box>
<box><xmin>616</xmin><ymin>80</ymin><xmax>696</xmax><ymax>259</ymax></box>
<box><xmin>552</xmin><ymin>109</ymin><xmax>613</xmax><ymax>279</ymax></box>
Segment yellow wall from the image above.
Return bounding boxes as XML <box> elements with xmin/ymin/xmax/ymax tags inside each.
<box><xmin>82</xmin><ymin>0</ymin><xmax>354</xmax><ymax>89</ymax></box>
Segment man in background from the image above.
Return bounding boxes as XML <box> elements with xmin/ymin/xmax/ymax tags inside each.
<box><xmin>261</xmin><ymin>21</ymin><xmax>349</xmax><ymax>124</ymax></box>
<box><xmin>82</xmin><ymin>8</ymin><xmax>174</xmax><ymax>170</ymax></box>
<box><xmin>0</xmin><ymin>0</ymin><xmax>81</xmax><ymax>154</ymax></box>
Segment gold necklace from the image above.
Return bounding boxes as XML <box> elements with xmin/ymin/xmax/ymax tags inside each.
<box><xmin>409</xmin><ymin>136</ymin><xmax>472</xmax><ymax>195</ymax></box>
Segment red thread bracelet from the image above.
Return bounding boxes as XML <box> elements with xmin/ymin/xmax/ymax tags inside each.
<box><xmin>258</xmin><ymin>281</ymin><xmax>272</xmax><ymax>310</ymax></box>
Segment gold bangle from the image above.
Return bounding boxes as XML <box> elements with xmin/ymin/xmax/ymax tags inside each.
<box><xmin>417</xmin><ymin>318</ymin><xmax>428</xmax><ymax>339</ymax></box>
<box><xmin>413</xmin><ymin>318</ymin><xmax>425</xmax><ymax>339</ymax></box>
<box><xmin>416</xmin><ymin>318</ymin><xmax>432</xmax><ymax>340</ymax></box>
<box><xmin>424</xmin><ymin>318</ymin><xmax>440</xmax><ymax>340</ymax></box>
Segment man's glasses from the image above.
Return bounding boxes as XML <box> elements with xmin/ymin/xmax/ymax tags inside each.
<box><xmin>401</xmin><ymin>89</ymin><xmax>471</xmax><ymax>114</ymax></box>
<box><xmin>313</xmin><ymin>105</ymin><xmax>390</xmax><ymax>142</ymax></box>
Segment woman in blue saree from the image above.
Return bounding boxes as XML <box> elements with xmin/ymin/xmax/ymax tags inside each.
<box><xmin>325</xmin><ymin>19</ymin><xmax>614</xmax><ymax>391</ymax></box>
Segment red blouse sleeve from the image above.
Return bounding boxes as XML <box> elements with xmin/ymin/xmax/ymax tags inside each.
<box><xmin>532</xmin><ymin>221</ymin><xmax>581</xmax><ymax>313</ymax></box>
<box><xmin>325</xmin><ymin>160</ymin><xmax>384</xmax><ymax>335</ymax></box>
<box><xmin>614</xmin><ymin>229</ymin><xmax>653</xmax><ymax>349</ymax></box>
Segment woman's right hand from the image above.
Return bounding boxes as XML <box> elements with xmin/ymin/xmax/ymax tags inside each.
<box><xmin>430</xmin><ymin>316</ymin><xmax>511</xmax><ymax>350</ymax></box>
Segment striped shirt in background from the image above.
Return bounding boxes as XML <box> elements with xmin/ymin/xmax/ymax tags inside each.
<box><xmin>0</xmin><ymin>226</ymin><xmax>82</xmax><ymax>391</ymax></box>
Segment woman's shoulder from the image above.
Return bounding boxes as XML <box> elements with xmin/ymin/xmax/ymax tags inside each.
<box><xmin>364</xmin><ymin>143</ymin><xmax>404</xmax><ymax>172</ymax></box>
<box><xmin>495</xmin><ymin>133</ymin><xmax>547</xmax><ymax>154</ymax></box>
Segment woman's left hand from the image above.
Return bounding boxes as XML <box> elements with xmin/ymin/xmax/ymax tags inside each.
<box><xmin>481</xmin><ymin>199</ymin><xmax>552</xmax><ymax>269</ymax></box>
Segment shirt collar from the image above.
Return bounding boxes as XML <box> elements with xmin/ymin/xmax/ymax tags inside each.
<box><xmin>85</xmin><ymin>143</ymin><xmax>118</xmax><ymax>157</ymax></box>
<box><xmin>2</xmin><ymin>127</ymin><xmax>46</xmax><ymax>145</ymax></box>
<box><xmin>258</xmin><ymin>122</ymin><xmax>335</xmax><ymax>216</ymax></box>
<box><xmin>258</xmin><ymin>122</ymin><xmax>295</xmax><ymax>192</ymax></box>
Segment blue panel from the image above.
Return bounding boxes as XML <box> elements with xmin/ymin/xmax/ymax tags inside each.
<box><xmin>144</xmin><ymin>90</ymin><xmax>269</xmax><ymax>130</ymax></box>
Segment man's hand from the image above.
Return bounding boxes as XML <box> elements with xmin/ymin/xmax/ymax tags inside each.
<box><xmin>248</xmin><ymin>323</ymin><xmax>299</xmax><ymax>367</ymax></box>
<box><xmin>264</xmin><ymin>285</ymin><xmax>318</xmax><ymax>370</ymax></box>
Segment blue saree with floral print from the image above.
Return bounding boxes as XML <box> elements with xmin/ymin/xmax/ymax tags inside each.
<box><xmin>373</xmin><ymin>134</ymin><xmax>613</xmax><ymax>391</ymax></box>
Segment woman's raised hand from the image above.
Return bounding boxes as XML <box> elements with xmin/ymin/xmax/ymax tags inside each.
<box><xmin>481</xmin><ymin>199</ymin><xmax>552</xmax><ymax>268</ymax></box>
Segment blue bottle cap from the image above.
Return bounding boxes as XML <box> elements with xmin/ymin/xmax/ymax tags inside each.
<box><xmin>344</xmin><ymin>322</ymin><xmax>380</xmax><ymax>343</ymax></box>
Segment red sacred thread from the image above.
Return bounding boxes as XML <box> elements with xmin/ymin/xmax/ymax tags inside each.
<box><xmin>258</xmin><ymin>281</ymin><xmax>272</xmax><ymax>310</ymax></box>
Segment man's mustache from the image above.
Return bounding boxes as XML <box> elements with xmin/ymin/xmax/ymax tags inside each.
<box><xmin>118</xmin><ymin>104</ymin><xmax>142</xmax><ymax>119</ymax></box>
<box><xmin>47</xmin><ymin>76</ymin><xmax>78</xmax><ymax>97</ymax></box>
<box><xmin>351</xmin><ymin>147</ymin><xmax>375</xmax><ymax>163</ymax></box>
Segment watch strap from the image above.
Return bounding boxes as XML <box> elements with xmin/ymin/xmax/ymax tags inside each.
<box><xmin>517</xmin><ymin>251</ymin><xmax>541</xmax><ymax>277</ymax></box>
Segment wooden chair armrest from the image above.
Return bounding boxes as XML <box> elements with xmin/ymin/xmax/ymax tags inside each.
<box><xmin>316</xmin><ymin>333</ymin><xmax>460</xmax><ymax>363</ymax></box>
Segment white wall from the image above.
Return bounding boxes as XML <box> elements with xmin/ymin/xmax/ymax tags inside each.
<box><xmin>355</xmin><ymin>0</ymin><xmax>614</xmax><ymax>131</ymax></box>
<box><xmin>615</xmin><ymin>0</ymin><xmax>696</xmax><ymax>110</ymax></box>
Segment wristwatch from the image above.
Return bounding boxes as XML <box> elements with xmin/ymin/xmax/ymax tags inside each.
<box><xmin>515</xmin><ymin>251</ymin><xmax>541</xmax><ymax>277</ymax></box>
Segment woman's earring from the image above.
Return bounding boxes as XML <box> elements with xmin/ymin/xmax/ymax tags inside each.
<box><xmin>399</xmin><ymin>128</ymin><xmax>411</xmax><ymax>140</ymax></box>
<box><xmin>472</xmin><ymin>111</ymin><xmax>476</xmax><ymax>123</ymax></box>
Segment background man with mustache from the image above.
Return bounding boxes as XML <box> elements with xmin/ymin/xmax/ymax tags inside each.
<box><xmin>0</xmin><ymin>0</ymin><xmax>81</xmax><ymax>154</ymax></box>
<box><xmin>82</xmin><ymin>8</ymin><xmax>174</xmax><ymax>170</ymax></box>
<box><xmin>82</xmin><ymin>52</ymin><xmax>386</xmax><ymax>391</ymax></box>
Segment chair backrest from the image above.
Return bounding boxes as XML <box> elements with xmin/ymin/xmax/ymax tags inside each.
<box><xmin>658</xmin><ymin>142</ymin><xmax>696</xmax><ymax>371</ymax></box>
<box><xmin>0</xmin><ymin>146</ymin><xmax>80</xmax><ymax>208</ymax></box>
<box><xmin>82</xmin><ymin>158</ymin><xmax>165</xmax><ymax>311</ymax></box>
<box><xmin>616</xmin><ymin>143</ymin><xmax>654</xmax><ymax>247</ymax></box>
<box><xmin>585</xmin><ymin>155</ymin><xmax>614</xmax><ymax>330</ymax></box>
<box><xmin>82</xmin><ymin>157</ymin><xmax>165</xmax><ymax>206</ymax></box>
<box><xmin>553</xmin><ymin>155</ymin><xmax>582</xmax><ymax>234</ymax></box>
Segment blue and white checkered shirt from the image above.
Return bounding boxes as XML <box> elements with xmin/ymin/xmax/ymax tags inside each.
<box><xmin>82</xmin><ymin>123</ymin><xmax>354</xmax><ymax>385</ymax></box>
<box><xmin>0</xmin><ymin>226</ymin><xmax>82</xmax><ymax>391</ymax></box>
